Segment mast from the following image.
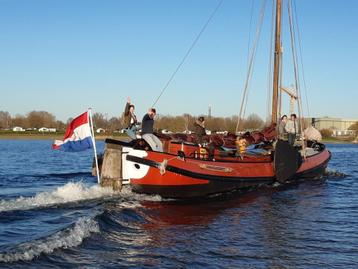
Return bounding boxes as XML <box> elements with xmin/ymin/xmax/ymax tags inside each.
<box><xmin>271</xmin><ymin>0</ymin><xmax>282</xmax><ymax>124</ymax></box>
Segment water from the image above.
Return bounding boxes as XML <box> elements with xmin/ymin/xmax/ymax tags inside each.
<box><xmin>0</xmin><ymin>140</ymin><xmax>357</xmax><ymax>268</ymax></box>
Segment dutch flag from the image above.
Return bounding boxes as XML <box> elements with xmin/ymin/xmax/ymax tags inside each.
<box><xmin>52</xmin><ymin>111</ymin><xmax>93</xmax><ymax>152</ymax></box>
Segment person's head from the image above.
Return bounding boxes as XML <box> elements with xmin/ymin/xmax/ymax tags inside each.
<box><xmin>148</xmin><ymin>108</ymin><xmax>156</xmax><ymax>118</ymax></box>
<box><xmin>281</xmin><ymin>115</ymin><xmax>287</xmax><ymax>121</ymax></box>
<box><xmin>236</xmin><ymin>137</ymin><xmax>247</xmax><ymax>146</ymax></box>
<box><xmin>290</xmin><ymin>113</ymin><xmax>297</xmax><ymax>120</ymax></box>
<box><xmin>198</xmin><ymin>116</ymin><xmax>205</xmax><ymax>122</ymax></box>
<box><xmin>129</xmin><ymin>105</ymin><xmax>135</xmax><ymax>113</ymax></box>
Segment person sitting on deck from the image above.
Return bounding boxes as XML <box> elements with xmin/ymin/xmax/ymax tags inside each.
<box><xmin>141</xmin><ymin>108</ymin><xmax>163</xmax><ymax>152</ymax></box>
<box><xmin>235</xmin><ymin>137</ymin><xmax>247</xmax><ymax>159</ymax></box>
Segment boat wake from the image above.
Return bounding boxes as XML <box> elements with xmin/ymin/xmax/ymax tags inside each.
<box><xmin>119</xmin><ymin>185</ymin><xmax>164</xmax><ymax>202</ymax></box>
<box><xmin>324</xmin><ymin>169</ymin><xmax>347</xmax><ymax>179</ymax></box>
<box><xmin>0</xmin><ymin>182</ymin><xmax>117</xmax><ymax>213</ymax></box>
<box><xmin>0</xmin><ymin>183</ymin><xmax>164</xmax><ymax>264</ymax></box>
<box><xmin>0</xmin><ymin>217</ymin><xmax>99</xmax><ymax>263</ymax></box>
<box><xmin>0</xmin><ymin>181</ymin><xmax>165</xmax><ymax>213</ymax></box>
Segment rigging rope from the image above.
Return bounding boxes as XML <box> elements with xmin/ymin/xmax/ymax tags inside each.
<box><xmin>293</xmin><ymin>0</ymin><xmax>310</xmax><ymax>118</ymax></box>
<box><xmin>151</xmin><ymin>0</ymin><xmax>224</xmax><ymax>108</ymax></box>
<box><xmin>288</xmin><ymin>0</ymin><xmax>306</xmax><ymax>158</ymax></box>
<box><xmin>266</xmin><ymin>0</ymin><xmax>275</xmax><ymax>121</ymax></box>
<box><xmin>246</xmin><ymin>0</ymin><xmax>255</xmax><ymax>69</ymax></box>
<box><xmin>235</xmin><ymin>0</ymin><xmax>267</xmax><ymax>133</ymax></box>
<box><xmin>288</xmin><ymin>0</ymin><xmax>303</xmax><ymax>123</ymax></box>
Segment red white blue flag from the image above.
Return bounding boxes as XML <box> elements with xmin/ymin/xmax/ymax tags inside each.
<box><xmin>53</xmin><ymin>111</ymin><xmax>93</xmax><ymax>152</ymax></box>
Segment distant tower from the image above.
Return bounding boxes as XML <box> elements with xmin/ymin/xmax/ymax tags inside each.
<box><xmin>208</xmin><ymin>105</ymin><xmax>212</xmax><ymax>118</ymax></box>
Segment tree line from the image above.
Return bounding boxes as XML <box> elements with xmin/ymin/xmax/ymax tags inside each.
<box><xmin>2</xmin><ymin>110</ymin><xmax>357</xmax><ymax>136</ymax></box>
<box><xmin>0</xmin><ymin>110</ymin><xmax>266</xmax><ymax>133</ymax></box>
<box><xmin>0</xmin><ymin>111</ymin><xmax>66</xmax><ymax>130</ymax></box>
<box><xmin>155</xmin><ymin>113</ymin><xmax>265</xmax><ymax>133</ymax></box>
<box><xmin>0</xmin><ymin>110</ymin><xmax>123</xmax><ymax>132</ymax></box>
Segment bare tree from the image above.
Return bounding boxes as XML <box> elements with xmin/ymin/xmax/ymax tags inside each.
<box><xmin>224</xmin><ymin>116</ymin><xmax>238</xmax><ymax>133</ymax></box>
<box><xmin>0</xmin><ymin>111</ymin><xmax>11</xmax><ymax>129</ymax></box>
<box><xmin>183</xmin><ymin>113</ymin><xmax>194</xmax><ymax>132</ymax></box>
<box><xmin>92</xmin><ymin>112</ymin><xmax>107</xmax><ymax>129</ymax></box>
<box><xmin>108</xmin><ymin>117</ymin><xmax>122</xmax><ymax>132</ymax></box>
<box><xmin>55</xmin><ymin>120</ymin><xmax>66</xmax><ymax>131</ymax></box>
<box><xmin>155</xmin><ymin>114</ymin><xmax>191</xmax><ymax>132</ymax></box>
<box><xmin>12</xmin><ymin>114</ymin><xmax>27</xmax><ymax>128</ymax></box>
<box><xmin>243</xmin><ymin>113</ymin><xmax>264</xmax><ymax>130</ymax></box>
<box><xmin>27</xmin><ymin>111</ymin><xmax>56</xmax><ymax>128</ymax></box>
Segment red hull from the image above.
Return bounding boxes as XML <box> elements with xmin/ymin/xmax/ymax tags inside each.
<box><xmin>127</xmin><ymin>148</ymin><xmax>331</xmax><ymax>198</ymax></box>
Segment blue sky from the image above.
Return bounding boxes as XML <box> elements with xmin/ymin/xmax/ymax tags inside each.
<box><xmin>0</xmin><ymin>0</ymin><xmax>357</xmax><ymax>122</ymax></box>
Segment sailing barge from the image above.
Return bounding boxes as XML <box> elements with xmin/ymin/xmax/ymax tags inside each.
<box><xmin>97</xmin><ymin>0</ymin><xmax>331</xmax><ymax>198</ymax></box>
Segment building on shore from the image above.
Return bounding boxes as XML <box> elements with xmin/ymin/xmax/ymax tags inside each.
<box><xmin>308</xmin><ymin>117</ymin><xmax>357</xmax><ymax>137</ymax></box>
<box><xmin>38</xmin><ymin>127</ymin><xmax>56</xmax><ymax>133</ymax></box>
<box><xmin>12</xmin><ymin>126</ymin><xmax>25</xmax><ymax>132</ymax></box>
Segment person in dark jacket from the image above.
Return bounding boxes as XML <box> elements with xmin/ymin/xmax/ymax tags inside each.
<box><xmin>141</xmin><ymin>108</ymin><xmax>163</xmax><ymax>152</ymax></box>
<box><xmin>123</xmin><ymin>97</ymin><xmax>138</xmax><ymax>140</ymax></box>
<box><xmin>194</xmin><ymin>116</ymin><xmax>206</xmax><ymax>145</ymax></box>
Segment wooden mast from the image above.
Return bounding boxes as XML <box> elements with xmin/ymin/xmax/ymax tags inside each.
<box><xmin>271</xmin><ymin>0</ymin><xmax>282</xmax><ymax>124</ymax></box>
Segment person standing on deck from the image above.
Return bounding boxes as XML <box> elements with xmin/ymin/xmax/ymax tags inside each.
<box><xmin>123</xmin><ymin>97</ymin><xmax>138</xmax><ymax>140</ymax></box>
<box><xmin>141</xmin><ymin>108</ymin><xmax>163</xmax><ymax>152</ymax></box>
<box><xmin>285</xmin><ymin>113</ymin><xmax>297</xmax><ymax>146</ymax></box>
<box><xmin>278</xmin><ymin>115</ymin><xmax>288</xmax><ymax>140</ymax></box>
<box><xmin>194</xmin><ymin>116</ymin><xmax>206</xmax><ymax>145</ymax></box>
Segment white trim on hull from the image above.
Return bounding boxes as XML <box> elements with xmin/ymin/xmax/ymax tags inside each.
<box><xmin>122</xmin><ymin>146</ymin><xmax>149</xmax><ymax>184</ymax></box>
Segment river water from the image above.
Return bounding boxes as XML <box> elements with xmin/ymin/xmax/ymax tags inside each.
<box><xmin>0</xmin><ymin>140</ymin><xmax>357</xmax><ymax>268</ymax></box>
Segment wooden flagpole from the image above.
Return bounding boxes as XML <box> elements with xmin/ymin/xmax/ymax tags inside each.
<box><xmin>88</xmin><ymin>108</ymin><xmax>100</xmax><ymax>184</ymax></box>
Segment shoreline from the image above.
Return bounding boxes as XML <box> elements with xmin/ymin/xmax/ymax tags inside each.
<box><xmin>0</xmin><ymin>134</ymin><xmax>123</xmax><ymax>141</ymax></box>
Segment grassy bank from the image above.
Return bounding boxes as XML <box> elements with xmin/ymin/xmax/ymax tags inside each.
<box><xmin>321</xmin><ymin>137</ymin><xmax>356</xmax><ymax>144</ymax></box>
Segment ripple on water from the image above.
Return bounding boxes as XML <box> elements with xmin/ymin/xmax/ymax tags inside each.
<box><xmin>0</xmin><ymin>141</ymin><xmax>357</xmax><ymax>268</ymax></box>
<box><xmin>0</xmin><ymin>217</ymin><xmax>99</xmax><ymax>263</ymax></box>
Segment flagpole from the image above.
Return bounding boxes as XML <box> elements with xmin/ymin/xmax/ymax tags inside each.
<box><xmin>88</xmin><ymin>108</ymin><xmax>100</xmax><ymax>184</ymax></box>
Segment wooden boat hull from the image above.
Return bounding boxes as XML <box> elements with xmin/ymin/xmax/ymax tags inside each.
<box><xmin>124</xmin><ymin>146</ymin><xmax>331</xmax><ymax>198</ymax></box>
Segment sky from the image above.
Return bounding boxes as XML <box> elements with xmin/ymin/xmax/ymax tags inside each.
<box><xmin>0</xmin><ymin>0</ymin><xmax>357</xmax><ymax>122</ymax></box>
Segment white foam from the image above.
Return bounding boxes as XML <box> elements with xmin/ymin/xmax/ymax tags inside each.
<box><xmin>325</xmin><ymin>169</ymin><xmax>347</xmax><ymax>178</ymax></box>
<box><xmin>119</xmin><ymin>185</ymin><xmax>164</xmax><ymax>202</ymax></box>
<box><xmin>0</xmin><ymin>217</ymin><xmax>99</xmax><ymax>263</ymax></box>
<box><xmin>0</xmin><ymin>182</ymin><xmax>116</xmax><ymax>212</ymax></box>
